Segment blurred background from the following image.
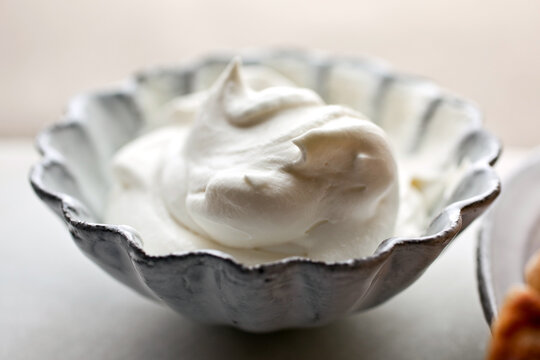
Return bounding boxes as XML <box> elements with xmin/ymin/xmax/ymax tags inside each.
<box><xmin>1</xmin><ymin>0</ymin><xmax>539</xmax><ymax>146</ymax></box>
<box><xmin>1</xmin><ymin>2</ymin><xmax>539</xmax><ymax>358</ymax></box>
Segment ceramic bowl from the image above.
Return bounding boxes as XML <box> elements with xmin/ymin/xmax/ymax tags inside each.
<box><xmin>477</xmin><ymin>150</ymin><xmax>540</xmax><ymax>324</ymax></box>
<box><xmin>30</xmin><ymin>49</ymin><xmax>501</xmax><ymax>332</ymax></box>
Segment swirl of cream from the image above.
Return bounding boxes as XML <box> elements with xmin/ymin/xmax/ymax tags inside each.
<box><xmin>157</xmin><ymin>59</ymin><xmax>399</xmax><ymax>257</ymax></box>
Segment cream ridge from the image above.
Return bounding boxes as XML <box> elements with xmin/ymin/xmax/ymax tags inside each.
<box><xmin>106</xmin><ymin>59</ymin><xmax>402</xmax><ymax>264</ymax></box>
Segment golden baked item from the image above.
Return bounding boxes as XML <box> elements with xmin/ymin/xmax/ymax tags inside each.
<box><xmin>486</xmin><ymin>286</ymin><xmax>540</xmax><ymax>360</ymax></box>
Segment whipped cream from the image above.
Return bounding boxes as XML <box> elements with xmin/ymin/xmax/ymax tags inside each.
<box><xmin>106</xmin><ymin>59</ymin><xmax>400</xmax><ymax>264</ymax></box>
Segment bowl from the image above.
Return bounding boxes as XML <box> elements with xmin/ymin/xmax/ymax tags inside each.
<box><xmin>30</xmin><ymin>49</ymin><xmax>501</xmax><ymax>332</ymax></box>
<box><xmin>477</xmin><ymin>149</ymin><xmax>540</xmax><ymax>324</ymax></box>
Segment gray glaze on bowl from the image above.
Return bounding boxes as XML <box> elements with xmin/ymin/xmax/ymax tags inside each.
<box><xmin>30</xmin><ymin>49</ymin><xmax>501</xmax><ymax>332</ymax></box>
<box><xmin>477</xmin><ymin>150</ymin><xmax>540</xmax><ymax>325</ymax></box>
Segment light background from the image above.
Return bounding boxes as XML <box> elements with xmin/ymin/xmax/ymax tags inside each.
<box><xmin>1</xmin><ymin>0</ymin><xmax>539</xmax><ymax>146</ymax></box>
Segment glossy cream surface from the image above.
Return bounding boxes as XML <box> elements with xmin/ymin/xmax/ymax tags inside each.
<box><xmin>106</xmin><ymin>60</ymin><xmax>406</xmax><ymax>264</ymax></box>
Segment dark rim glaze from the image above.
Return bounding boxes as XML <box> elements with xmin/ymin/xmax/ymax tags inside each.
<box><xmin>477</xmin><ymin>224</ymin><xmax>498</xmax><ymax>325</ymax></box>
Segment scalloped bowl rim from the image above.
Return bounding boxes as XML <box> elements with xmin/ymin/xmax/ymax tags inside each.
<box><xmin>29</xmin><ymin>49</ymin><xmax>502</xmax><ymax>275</ymax></box>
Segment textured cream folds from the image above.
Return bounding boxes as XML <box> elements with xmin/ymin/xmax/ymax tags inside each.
<box><xmin>106</xmin><ymin>59</ymin><xmax>400</xmax><ymax>264</ymax></box>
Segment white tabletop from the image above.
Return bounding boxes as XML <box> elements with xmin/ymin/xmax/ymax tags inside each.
<box><xmin>0</xmin><ymin>140</ymin><xmax>530</xmax><ymax>360</ymax></box>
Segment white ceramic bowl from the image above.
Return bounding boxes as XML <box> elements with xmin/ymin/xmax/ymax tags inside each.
<box><xmin>477</xmin><ymin>150</ymin><xmax>540</xmax><ymax>324</ymax></box>
<box><xmin>30</xmin><ymin>49</ymin><xmax>501</xmax><ymax>332</ymax></box>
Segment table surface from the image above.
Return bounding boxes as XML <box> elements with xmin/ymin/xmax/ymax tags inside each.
<box><xmin>0</xmin><ymin>140</ymin><xmax>530</xmax><ymax>360</ymax></box>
